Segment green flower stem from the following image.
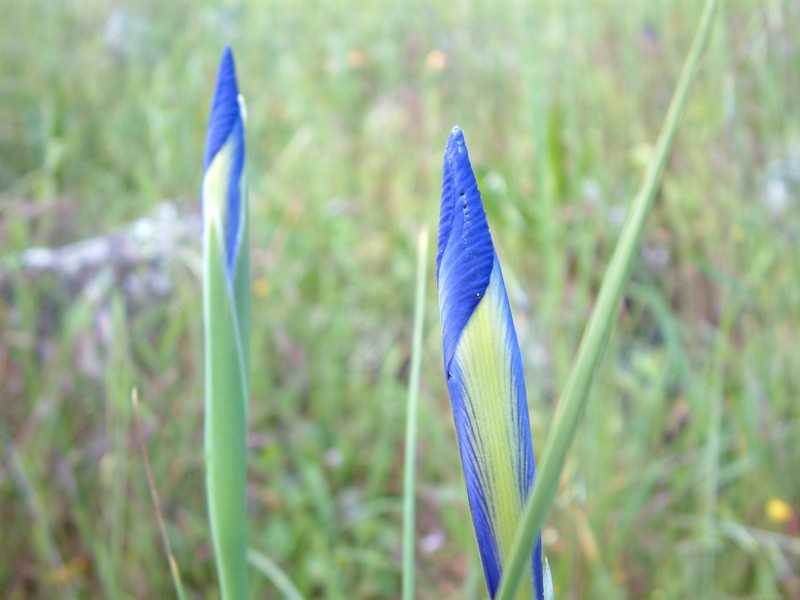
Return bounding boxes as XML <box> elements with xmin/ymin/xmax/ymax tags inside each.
<box><xmin>204</xmin><ymin>216</ymin><xmax>250</xmax><ymax>600</ymax></box>
<box><xmin>402</xmin><ymin>226</ymin><xmax>429</xmax><ymax>600</ymax></box>
<box><xmin>495</xmin><ymin>1</ymin><xmax>720</xmax><ymax>598</ymax></box>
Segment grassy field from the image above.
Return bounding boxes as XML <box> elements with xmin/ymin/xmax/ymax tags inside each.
<box><xmin>1</xmin><ymin>0</ymin><xmax>799</xmax><ymax>598</ymax></box>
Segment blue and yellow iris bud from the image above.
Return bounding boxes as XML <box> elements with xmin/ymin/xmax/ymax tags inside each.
<box><xmin>201</xmin><ymin>46</ymin><xmax>250</xmax><ymax>600</ymax></box>
<box><xmin>436</xmin><ymin>126</ymin><xmax>544</xmax><ymax>600</ymax></box>
<box><xmin>202</xmin><ymin>44</ymin><xmax>247</xmax><ymax>288</ymax></box>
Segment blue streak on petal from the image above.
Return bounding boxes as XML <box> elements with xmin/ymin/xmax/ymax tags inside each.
<box><xmin>437</xmin><ymin>126</ymin><xmax>495</xmax><ymax>371</ymax></box>
<box><xmin>203</xmin><ymin>45</ymin><xmax>245</xmax><ymax>284</ymax></box>
<box><xmin>224</xmin><ymin>116</ymin><xmax>245</xmax><ymax>281</ymax></box>
<box><xmin>495</xmin><ymin>259</ymin><xmax>544</xmax><ymax>599</ymax></box>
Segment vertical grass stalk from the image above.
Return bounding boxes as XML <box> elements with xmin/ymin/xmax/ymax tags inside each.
<box><xmin>402</xmin><ymin>226</ymin><xmax>429</xmax><ymax>600</ymax></box>
<box><xmin>495</xmin><ymin>1</ymin><xmax>720</xmax><ymax>598</ymax></box>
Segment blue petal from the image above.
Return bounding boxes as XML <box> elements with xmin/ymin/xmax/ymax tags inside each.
<box><xmin>204</xmin><ymin>45</ymin><xmax>240</xmax><ymax>173</ymax></box>
<box><xmin>202</xmin><ymin>45</ymin><xmax>246</xmax><ymax>283</ymax></box>
<box><xmin>437</xmin><ymin>126</ymin><xmax>496</xmax><ymax>371</ymax></box>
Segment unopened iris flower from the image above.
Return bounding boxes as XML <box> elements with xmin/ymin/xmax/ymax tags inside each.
<box><xmin>202</xmin><ymin>45</ymin><xmax>250</xmax><ymax>600</ymax></box>
<box><xmin>436</xmin><ymin>126</ymin><xmax>544</xmax><ymax>599</ymax></box>
<box><xmin>203</xmin><ymin>45</ymin><xmax>248</xmax><ymax>291</ymax></box>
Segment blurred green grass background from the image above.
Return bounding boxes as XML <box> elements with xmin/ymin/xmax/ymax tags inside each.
<box><xmin>1</xmin><ymin>0</ymin><xmax>799</xmax><ymax>598</ymax></box>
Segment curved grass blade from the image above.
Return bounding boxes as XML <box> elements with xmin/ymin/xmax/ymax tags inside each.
<box><xmin>495</xmin><ymin>1</ymin><xmax>720</xmax><ymax>598</ymax></box>
<box><xmin>132</xmin><ymin>389</ymin><xmax>186</xmax><ymax>600</ymax></box>
<box><xmin>202</xmin><ymin>45</ymin><xmax>250</xmax><ymax>600</ymax></box>
<box><xmin>247</xmin><ymin>548</ymin><xmax>304</xmax><ymax>600</ymax></box>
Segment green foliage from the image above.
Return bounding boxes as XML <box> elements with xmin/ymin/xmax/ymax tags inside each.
<box><xmin>1</xmin><ymin>0</ymin><xmax>799</xmax><ymax>598</ymax></box>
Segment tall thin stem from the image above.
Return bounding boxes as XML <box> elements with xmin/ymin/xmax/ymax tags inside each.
<box><xmin>402</xmin><ymin>226</ymin><xmax>429</xmax><ymax>600</ymax></box>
